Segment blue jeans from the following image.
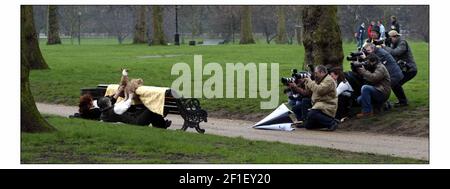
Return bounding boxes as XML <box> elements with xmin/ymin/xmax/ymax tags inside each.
<box><xmin>292</xmin><ymin>98</ymin><xmax>312</xmax><ymax>121</ymax></box>
<box><xmin>304</xmin><ymin>109</ymin><xmax>336</xmax><ymax>130</ymax></box>
<box><xmin>357</xmin><ymin>85</ymin><xmax>387</xmax><ymax>113</ymax></box>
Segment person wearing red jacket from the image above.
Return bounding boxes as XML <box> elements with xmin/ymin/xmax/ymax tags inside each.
<box><xmin>367</xmin><ymin>21</ymin><xmax>375</xmax><ymax>39</ymax></box>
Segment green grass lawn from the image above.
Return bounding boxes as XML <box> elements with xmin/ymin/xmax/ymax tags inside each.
<box><xmin>31</xmin><ymin>38</ymin><xmax>429</xmax><ymax>114</ymax></box>
<box><xmin>21</xmin><ymin>115</ymin><xmax>426</xmax><ymax>164</ymax></box>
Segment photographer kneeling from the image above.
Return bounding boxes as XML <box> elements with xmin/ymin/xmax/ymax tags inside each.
<box><xmin>291</xmin><ymin>65</ymin><xmax>338</xmax><ymax>131</ymax></box>
<box><xmin>355</xmin><ymin>54</ymin><xmax>392</xmax><ymax>118</ymax></box>
<box><xmin>286</xmin><ymin>76</ymin><xmax>312</xmax><ymax>123</ymax></box>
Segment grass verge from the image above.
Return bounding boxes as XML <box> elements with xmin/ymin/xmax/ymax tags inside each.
<box><xmin>21</xmin><ymin>115</ymin><xmax>426</xmax><ymax>164</ymax></box>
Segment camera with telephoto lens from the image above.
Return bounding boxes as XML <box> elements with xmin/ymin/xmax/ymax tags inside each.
<box><xmin>350</xmin><ymin>61</ymin><xmax>369</xmax><ymax>72</ymax></box>
<box><xmin>280</xmin><ymin>69</ymin><xmax>311</xmax><ymax>86</ymax></box>
<box><xmin>346</xmin><ymin>51</ymin><xmax>365</xmax><ymax>61</ymax></box>
<box><xmin>281</xmin><ymin>69</ymin><xmax>309</xmax><ymax>101</ymax></box>
<box><xmin>282</xmin><ymin>65</ymin><xmax>316</xmax><ymax>102</ymax></box>
<box><xmin>347</xmin><ymin>49</ymin><xmax>369</xmax><ymax>72</ymax></box>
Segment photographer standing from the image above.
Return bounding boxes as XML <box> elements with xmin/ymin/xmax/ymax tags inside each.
<box><xmin>292</xmin><ymin>65</ymin><xmax>338</xmax><ymax>131</ymax></box>
<box><xmin>356</xmin><ymin>54</ymin><xmax>391</xmax><ymax>118</ymax></box>
<box><xmin>355</xmin><ymin>22</ymin><xmax>366</xmax><ymax>50</ymax></box>
<box><xmin>390</xmin><ymin>16</ymin><xmax>400</xmax><ymax>33</ymax></box>
<box><xmin>382</xmin><ymin>30</ymin><xmax>417</xmax><ymax>107</ymax></box>
<box><xmin>378</xmin><ymin>20</ymin><xmax>386</xmax><ymax>40</ymax></box>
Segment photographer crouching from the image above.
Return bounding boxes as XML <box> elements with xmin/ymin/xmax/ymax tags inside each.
<box><xmin>282</xmin><ymin>69</ymin><xmax>312</xmax><ymax>123</ymax></box>
<box><xmin>289</xmin><ymin>65</ymin><xmax>338</xmax><ymax>131</ymax></box>
<box><xmin>382</xmin><ymin>30</ymin><xmax>417</xmax><ymax>107</ymax></box>
<box><xmin>361</xmin><ymin>43</ymin><xmax>403</xmax><ymax>111</ymax></box>
<box><xmin>355</xmin><ymin>54</ymin><xmax>392</xmax><ymax>118</ymax></box>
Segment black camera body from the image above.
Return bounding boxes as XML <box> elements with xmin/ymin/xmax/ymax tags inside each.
<box><xmin>280</xmin><ymin>77</ymin><xmax>296</xmax><ymax>85</ymax></box>
<box><xmin>347</xmin><ymin>50</ymin><xmax>369</xmax><ymax>72</ymax></box>
<box><xmin>282</xmin><ymin>65</ymin><xmax>317</xmax><ymax>102</ymax></box>
<box><xmin>280</xmin><ymin>69</ymin><xmax>311</xmax><ymax>86</ymax></box>
<box><xmin>346</xmin><ymin>51</ymin><xmax>365</xmax><ymax>62</ymax></box>
<box><xmin>350</xmin><ymin>61</ymin><xmax>369</xmax><ymax>72</ymax></box>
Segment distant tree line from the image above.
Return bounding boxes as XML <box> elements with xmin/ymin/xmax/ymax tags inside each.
<box><xmin>32</xmin><ymin>5</ymin><xmax>429</xmax><ymax>44</ymax></box>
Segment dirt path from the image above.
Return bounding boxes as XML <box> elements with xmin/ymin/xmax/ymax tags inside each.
<box><xmin>36</xmin><ymin>103</ymin><xmax>429</xmax><ymax>160</ymax></box>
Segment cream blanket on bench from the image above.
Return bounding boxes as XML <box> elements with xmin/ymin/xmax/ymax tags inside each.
<box><xmin>104</xmin><ymin>84</ymin><xmax>170</xmax><ymax>116</ymax></box>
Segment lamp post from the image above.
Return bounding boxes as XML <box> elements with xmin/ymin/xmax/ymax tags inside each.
<box><xmin>78</xmin><ymin>11</ymin><xmax>81</xmax><ymax>45</ymax></box>
<box><xmin>174</xmin><ymin>6</ymin><xmax>180</xmax><ymax>46</ymax></box>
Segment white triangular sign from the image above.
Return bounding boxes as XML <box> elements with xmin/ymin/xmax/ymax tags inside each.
<box><xmin>253</xmin><ymin>123</ymin><xmax>294</xmax><ymax>131</ymax></box>
<box><xmin>253</xmin><ymin>104</ymin><xmax>294</xmax><ymax>130</ymax></box>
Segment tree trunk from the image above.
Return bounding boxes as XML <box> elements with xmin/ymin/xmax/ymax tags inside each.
<box><xmin>23</xmin><ymin>6</ymin><xmax>49</xmax><ymax>70</ymax></box>
<box><xmin>47</xmin><ymin>5</ymin><xmax>61</xmax><ymax>45</ymax></box>
<box><xmin>21</xmin><ymin>5</ymin><xmax>55</xmax><ymax>132</ymax></box>
<box><xmin>296</xmin><ymin>6</ymin><xmax>303</xmax><ymax>45</ymax></box>
<box><xmin>275</xmin><ymin>6</ymin><xmax>288</xmax><ymax>44</ymax></box>
<box><xmin>302</xmin><ymin>6</ymin><xmax>344</xmax><ymax>69</ymax></box>
<box><xmin>239</xmin><ymin>6</ymin><xmax>255</xmax><ymax>44</ymax></box>
<box><xmin>133</xmin><ymin>6</ymin><xmax>147</xmax><ymax>44</ymax></box>
<box><xmin>151</xmin><ymin>5</ymin><xmax>166</xmax><ymax>45</ymax></box>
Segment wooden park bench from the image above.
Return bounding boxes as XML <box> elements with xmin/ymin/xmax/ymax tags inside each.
<box><xmin>78</xmin><ymin>84</ymin><xmax>207</xmax><ymax>133</ymax></box>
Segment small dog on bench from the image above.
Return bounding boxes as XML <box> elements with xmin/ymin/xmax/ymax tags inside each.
<box><xmin>115</xmin><ymin>68</ymin><xmax>144</xmax><ymax>101</ymax></box>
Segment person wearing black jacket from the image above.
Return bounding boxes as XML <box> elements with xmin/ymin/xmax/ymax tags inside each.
<box><xmin>97</xmin><ymin>93</ymin><xmax>171</xmax><ymax>128</ymax></box>
<box><xmin>382</xmin><ymin>30</ymin><xmax>417</xmax><ymax>106</ymax></box>
<box><xmin>390</xmin><ymin>16</ymin><xmax>400</xmax><ymax>33</ymax></box>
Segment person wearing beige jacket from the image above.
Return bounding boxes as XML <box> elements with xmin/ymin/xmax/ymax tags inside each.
<box><xmin>301</xmin><ymin>65</ymin><xmax>339</xmax><ymax>131</ymax></box>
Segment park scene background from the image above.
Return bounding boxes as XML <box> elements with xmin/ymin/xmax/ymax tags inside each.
<box><xmin>21</xmin><ymin>5</ymin><xmax>429</xmax><ymax>163</ymax></box>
